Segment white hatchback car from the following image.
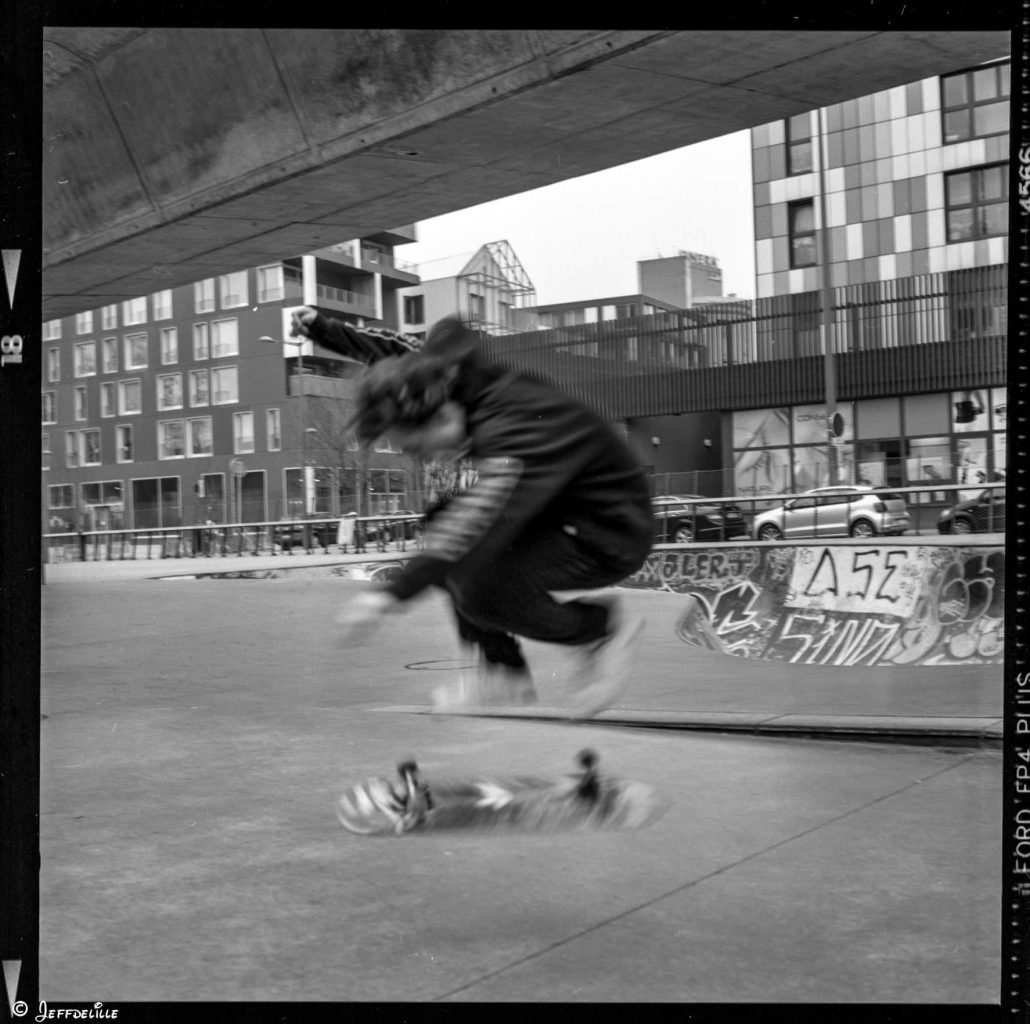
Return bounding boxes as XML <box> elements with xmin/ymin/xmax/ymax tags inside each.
<box><xmin>752</xmin><ymin>486</ymin><xmax>911</xmax><ymax>540</ymax></box>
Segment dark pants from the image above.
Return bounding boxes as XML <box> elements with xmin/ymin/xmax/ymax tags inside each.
<box><xmin>441</xmin><ymin>520</ymin><xmax>651</xmax><ymax>668</ymax></box>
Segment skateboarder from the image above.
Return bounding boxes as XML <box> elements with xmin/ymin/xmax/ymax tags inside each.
<box><xmin>289</xmin><ymin>307</ymin><xmax>653</xmax><ymax>717</ymax></box>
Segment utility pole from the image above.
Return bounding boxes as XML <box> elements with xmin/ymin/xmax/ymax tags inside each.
<box><xmin>816</xmin><ymin>105</ymin><xmax>840</xmax><ymax>486</ymax></box>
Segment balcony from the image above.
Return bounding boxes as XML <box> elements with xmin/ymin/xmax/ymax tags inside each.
<box><xmin>283</xmin><ymin>279</ymin><xmax>378</xmax><ymax>318</ymax></box>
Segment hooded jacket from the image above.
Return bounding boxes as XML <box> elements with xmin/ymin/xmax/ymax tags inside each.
<box><xmin>303</xmin><ymin>313</ymin><xmax>654</xmax><ymax>602</ymax></box>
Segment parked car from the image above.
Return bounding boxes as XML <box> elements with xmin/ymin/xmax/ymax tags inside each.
<box><xmin>275</xmin><ymin>516</ymin><xmax>337</xmax><ymax>550</ymax></box>
<box><xmin>363</xmin><ymin>511</ymin><xmax>424</xmax><ymax>544</ymax></box>
<box><xmin>752</xmin><ymin>486</ymin><xmax>911</xmax><ymax>540</ymax></box>
<box><xmin>652</xmin><ymin>494</ymin><xmax>748</xmax><ymax>543</ymax></box>
<box><xmin>937</xmin><ymin>487</ymin><xmax>1006</xmax><ymax>534</ymax></box>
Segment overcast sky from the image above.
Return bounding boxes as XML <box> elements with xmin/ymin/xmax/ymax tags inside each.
<box><xmin>396</xmin><ymin>129</ymin><xmax>756</xmax><ymax>306</ymax></box>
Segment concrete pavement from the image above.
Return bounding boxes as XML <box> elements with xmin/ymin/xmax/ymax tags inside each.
<box><xmin>45</xmin><ymin>550</ymin><xmax>1004</xmax><ymax>747</ymax></box>
<box><xmin>37</xmin><ymin>554</ymin><xmax>1002</xmax><ymax>1005</ymax></box>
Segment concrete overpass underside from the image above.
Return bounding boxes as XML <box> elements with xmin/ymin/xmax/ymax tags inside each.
<box><xmin>42</xmin><ymin>28</ymin><xmax>1010</xmax><ymax>319</ymax></box>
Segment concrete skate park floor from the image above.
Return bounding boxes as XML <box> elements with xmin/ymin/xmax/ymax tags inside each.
<box><xmin>38</xmin><ymin>562</ymin><xmax>1002</xmax><ymax>1005</ymax></box>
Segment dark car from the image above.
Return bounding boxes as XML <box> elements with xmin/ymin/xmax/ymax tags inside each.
<box><xmin>652</xmin><ymin>494</ymin><xmax>748</xmax><ymax>543</ymax></box>
<box><xmin>937</xmin><ymin>487</ymin><xmax>1006</xmax><ymax>534</ymax></box>
<box><xmin>363</xmin><ymin>511</ymin><xmax>424</xmax><ymax>544</ymax></box>
<box><xmin>275</xmin><ymin>516</ymin><xmax>338</xmax><ymax>550</ymax></box>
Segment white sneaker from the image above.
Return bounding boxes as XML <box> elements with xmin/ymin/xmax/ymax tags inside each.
<box><xmin>432</xmin><ymin>660</ymin><xmax>537</xmax><ymax>712</ymax></box>
<box><xmin>567</xmin><ymin>596</ymin><xmax>643</xmax><ymax>718</ymax></box>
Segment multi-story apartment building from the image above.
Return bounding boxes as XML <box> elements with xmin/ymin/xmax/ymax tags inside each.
<box><xmin>477</xmin><ymin>58</ymin><xmax>1008</xmax><ymax>510</ymax></box>
<box><xmin>396</xmin><ymin>240</ymin><xmax>537</xmax><ymax>338</ymax></box>
<box><xmin>42</xmin><ymin>229</ymin><xmax>424</xmax><ymax>537</ymax></box>
<box><xmin>740</xmin><ymin>56</ymin><xmax>1009</xmax><ymax>497</ymax></box>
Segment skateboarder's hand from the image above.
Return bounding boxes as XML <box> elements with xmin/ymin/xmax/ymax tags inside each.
<box><xmin>335</xmin><ymin>589</ymin><xmax>400</xmax><ymax>644</ymax></box>
<box><xmin>290</xmin><ymin>306</ymin><xmax>318</xmax><ymax>338</ymax></box>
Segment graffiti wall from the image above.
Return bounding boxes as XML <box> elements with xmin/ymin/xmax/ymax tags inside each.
<box><xmin>621</xmin><ymin>544</ymin><xmax>1004</xmax><ymax>667</ymax></box>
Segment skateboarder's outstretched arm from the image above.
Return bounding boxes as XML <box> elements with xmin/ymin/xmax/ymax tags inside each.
<box><xmin>289</xmin><ymin>305</ymin><xmax>422</xmax><ymax>363</ymax></box>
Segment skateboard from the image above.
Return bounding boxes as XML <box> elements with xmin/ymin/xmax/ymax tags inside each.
<box><xmin>336</xmin><ymin>749</ymin><xmax>667</xmax><ymax>836</ymax></box>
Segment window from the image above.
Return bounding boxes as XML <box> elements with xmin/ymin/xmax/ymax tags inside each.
<box><xmin>403</xmin><ymin>295</ymin><xmax>425</xmax><ymax>323</ymax></box>
<box><xmin>100</xmin><ymin>382</ymin><xmax>115</xmax><ymax>418</ymax></box>
<box><xmin>157</xmin><ymin>373</ymin><xmax>183</xmax><ymax>410</ymax></box>
<box><xmin>48</xmin><ymin>484</ymin><xmax>77</xmax><ymax>532</ymax></box>
<box><xmin>188</xmin><ymin>417</ymin><xmax>213</xmax><ymax>457</ymax></box>
<box><xmin>211</xmin><ymin>366</ymin><xmax>238</xmax><ymax>405</ymax></box>
<box><xmin>211</xmin><ymin>318</ymin><xmax>239</xmax><ymax>357</ymax></box>
<box><xmin>80</xmin><ymin>429</ymin><xmax>101</xmax><ymax>466</ymax></box>
<box><xmin>257</xmin><ymin>265</ymin><xmax>283</xmax><ymax>303</ymax></box>
<box><xmin>151</xmin><ymin>289</ymin><xmax>173</xmax><ymax>320</ymax></box>
<box><xmin>116</xmin><ymin>425</ymin><xmax>133</xmax><ymax>463</ymax></box>
<box><xmin>193</xmin><ymin>323</ymin><xmax>210</xmax><ymax>360</ymax></box>
<box><xmin>49</xmin><ymin>485</ymin><xmax>75</xmax><ymax>511</ymax></box>
<box><xmin>82</xmin><ymin>480</ymin><xmax>123</xmax><ymax>506</ymax></box>
<box><xmin>132</xmin><ymin>477</ymin><xmax>181</xmax><ymax>529</ymax></box>
<box><xmin>233</xmin><ymin>411</ymin><xmax>255</xmax><ymax>453</ymax></box>
<box><xmin>189</xmin><ymin>369</ymin><xmax>210</xmax><ymax>407</ymax></box>
<box><xmin>194</xmin><ymin>278</ymin><xmax>215</xmax><ymax>314</ymax></box>
<box><xmin>945</xmin><ymin>164</ymin><xmax>1008</xmax><ymax>242</ymax></box>
<box><xmin>118</xmin><ymin>379</ymin><xmax>142</xmax><ymax>416</ymax></box>
<box><xmin>788</xmin><ymin>200</ymin><xmax>817</xmax><ymax>268</ymax></box>
<box><xmin>786</xmin><ymin>112</ymin><xmax>813</xmax><ymax>174</ymax></box>
<box><xmin>74</xmin><ymin>386</ymin><xmax>88</xmax><ymax>421</ymax></box>
<box><xmin>158</xmin><ymin>419</ymin><xmax>186</xmax><ymax>459</ymax></box>
<box><xmin>47</xmin><ymin>348</ymin><xmax>60</xmax><ymax>382</ymax></box>
<box><xmin>267</xmin><ymin>408</ymin><xmax>282</xmax><ymax>451</ymax></box>
<box><xmin>160</xmin><ymin>327</ymin><xmax>178</xmax><ymax>364</ymax></box>
<box><xmin>941</xmin><ymin>61</ymin><xmax>1010</xmax><ymax>143</ymax></box>
<box><xmin>468</xmin><ymin>292</ymin><xmax>486</xmax><ymax>322</ymax></box>
<box><xmin>43</xmin><ymin>320</ymin><xmax>62</xmax><ymax>341</ymax></box>
<box><xmin>101</xmin><ymin>304</ymin><xmax>118</xmax><ymax>330</ymax></box>
<box><xmin>102</xmin><ymin>337</ymin><xmax>118</xmax><ymax>373</ymax></box>
<box><xmin>74</xmin><ymin>341</ymin><xmax>96</xmax><ymax>377</ymax></box>
<box><xmin>123</xmin><ymin>333</ymin><xmax>148</xmax><ymax>369</ymax></box>
<box><xmin>122</xmin><ymin>297</ymin><xmax>147</xmax><ymax>325</ymax></box>
<box><xmin>75</xmin><ymin>311</ymin><xmax>94</xmax><ymax>335</ymax></box>
<box><xmin>218</xmin><ymin>271</ymin><xmax>248</xmax><ymax>309</ymax></box>
<box><xmin>42</xmin><ymin>433</ymin><xmax>50</xmax><ymax>469</ymax></box>
<box><xmin>42</xmin><ymin>392</ymin><xmax>56</xmax><ymax>424</ymax></box>
<box><xmin>64</xmin><ymin>431</ymin><xmax>78</xmax><ymax>468</ymax></box>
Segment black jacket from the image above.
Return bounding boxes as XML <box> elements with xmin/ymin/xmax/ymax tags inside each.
<box><xmin>304</xmin><ymin>314</ymin><xmax>653</xmax><ymax>602</ymax></box>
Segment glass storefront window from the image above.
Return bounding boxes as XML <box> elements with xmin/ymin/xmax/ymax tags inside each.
<box><xmin>733</xmin><ymin>408</ymin><xmax>789</xmax><ymax>449</ymax></box>
<box><xmin>905</xmin><ymin>436</ymin><xmax>951</xmax><ymax>502</ymax></box>
<box><xmin>952</xmin><ymin>389</ymin><xmax>990</xmax><ymax>432</ymax></box>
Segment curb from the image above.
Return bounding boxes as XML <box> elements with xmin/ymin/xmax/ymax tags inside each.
<box><xmin>378</xmin><ymin>705</ymin><xmax>1004</xmax><ymax>749</ymax></box>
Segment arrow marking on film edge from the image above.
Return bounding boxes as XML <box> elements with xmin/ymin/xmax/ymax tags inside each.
<box><xmin>2</xmin><ymin>960</ymin><xmax>21</xmax><ymax>1013</ymax></box>
<box><xmin>1</xmin><ymin>251</ymin><xmax>21</xmax><ymax>308</ymax></box>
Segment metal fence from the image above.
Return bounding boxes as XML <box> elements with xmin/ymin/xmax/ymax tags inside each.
<box><xmin>479</xmin><ymin>265</ymin><xmax>1007</xmax><ymax>418</ymax></box>
<box><xmin>43</xmin><ymin>512</ymin><xmax>424</xmax><ymax>564</ymax></box>
<box><xmin>44</xmin><ymin>482</ymin><xmax>1004</xmax><ymax>563</ymax></box>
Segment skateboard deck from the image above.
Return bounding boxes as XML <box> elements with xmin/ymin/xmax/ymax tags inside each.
<box><xmin>336</xmin><ymin>749</ymin><xmax>667</xmax><ymax>836</ymax></box>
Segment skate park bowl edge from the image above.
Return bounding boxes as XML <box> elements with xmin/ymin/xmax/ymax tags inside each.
<box><xmin>621</xmin><ymin>537</ymin><xmax>1003</xmax><ymax>668</ymax></box>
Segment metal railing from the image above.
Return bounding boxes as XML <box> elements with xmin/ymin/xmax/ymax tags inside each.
<box><xmin>44</xmin><ymin>483</ymin><xmax>1005</xmax><ymax>564</ymax></box>
<box><xmin>650</xmin><ymin>482</ymin><xmax>1005</xmax><ymax>543</ymax></box>
<box><xmin>480</xmin><ymin>265</ymin><xmax>1007</xmax><ymax>418</ymax></box>
<box><xmin>43</xmin><ymin>513</ymin><xmax>425</xmax><ymax>563</ymax></box>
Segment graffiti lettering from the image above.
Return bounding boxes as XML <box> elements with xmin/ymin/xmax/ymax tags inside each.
<box><xmin>777</xmin><ymin>612</ymin><xmax>901</xmax><ymax>666</ymax></box>
<box><xmin>803</xmin><ymin>548</ymin><xmax>839</xmax><ymax>598</ymax></box>
<box><xmin>647</xmin><ymin>542</ymin><xmax>1004</xmax><ymax>667</ymax></box>
<box><xmin>874</xmin><ymin>550</ymin><xmax>906</xmax><ymax>604</ymax></box>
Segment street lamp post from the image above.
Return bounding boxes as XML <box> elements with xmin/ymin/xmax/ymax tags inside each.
<box><xmin>816</xmin><ymin>104</ymin><xmax>840</xmax><ymax>486</ymax></box>
<box><xmin>260</xmin><ymin>333</ymin><xmax>308</xmax><ymax>518</ymax></box>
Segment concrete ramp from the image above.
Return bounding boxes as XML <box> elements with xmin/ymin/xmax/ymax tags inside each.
<box><xmin>622</xmin><ymin>540</ymin><xmax>1004</xmax><ymax>668</ymax></box>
